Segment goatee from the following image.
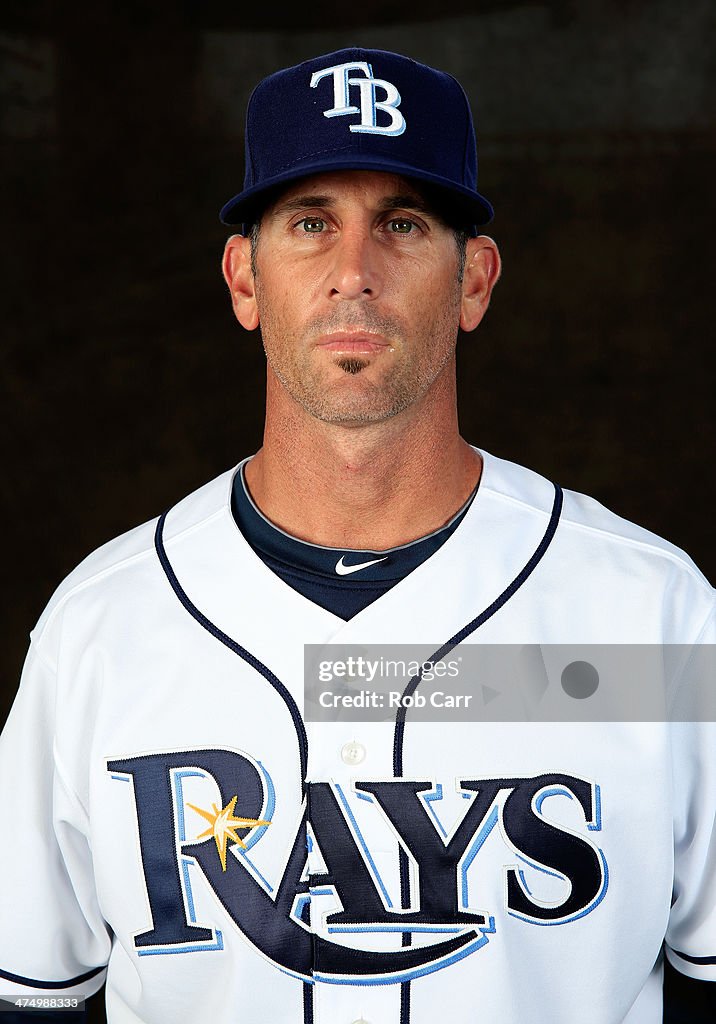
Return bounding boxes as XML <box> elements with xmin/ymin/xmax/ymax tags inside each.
<box><xmin>337</xmin><ymin>357</ymin><xmax>368</xmax><ymax>375</ymax></box>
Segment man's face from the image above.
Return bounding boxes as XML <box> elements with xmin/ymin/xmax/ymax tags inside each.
<box><xmin>248</xmin><ymin>170</ymin><xmax>468</xmax><ymax>426</ymax></box>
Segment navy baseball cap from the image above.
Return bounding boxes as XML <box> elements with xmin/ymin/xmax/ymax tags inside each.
<box><xmin>219</xmin><ymin>47</ymin><xmax>494</xmax><ymax>235</ymax></box>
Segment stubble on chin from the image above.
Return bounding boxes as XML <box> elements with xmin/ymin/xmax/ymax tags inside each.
<box><xmin>267</xmin><ymin>346</ymin><xmax>412</xmax><ymax>424</ymax></box>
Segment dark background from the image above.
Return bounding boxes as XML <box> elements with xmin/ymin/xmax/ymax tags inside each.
<box><xmin>1</xmin><ymin>1</ymin><xmax>715</xmax><ymax>1020</ymax></box>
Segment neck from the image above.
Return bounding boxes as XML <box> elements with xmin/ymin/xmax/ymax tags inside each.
<box><xmin>244</xmin><ymin>368</ymin><xmax>481</xmax><ymax>550</ymax></box>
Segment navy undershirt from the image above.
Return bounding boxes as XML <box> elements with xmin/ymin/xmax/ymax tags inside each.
<box><xmin>231</xmin><ymin>463</ymin><xmax>476</xmax><ymax>620</ymax></box>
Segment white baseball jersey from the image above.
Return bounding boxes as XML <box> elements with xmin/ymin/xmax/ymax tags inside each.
<box><xmin>1</xmin><ymin>448</ymin><xmax>714</xmax><ymax>1023</ymax></box>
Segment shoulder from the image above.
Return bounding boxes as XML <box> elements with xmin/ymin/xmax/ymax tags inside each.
<box><xmin>480</xmin><ymin>447</ymin><xmax>708</xmax><ymax>577</ymax></box>
<box><xmin>477</xmin><ymin>447</ymin><xmax>714</xmax><ymax>632</ymax></box>
<box><xmin>31</xmin><ymin>466</ymin><xmax>239</xmax><ymax>649</ymax></box>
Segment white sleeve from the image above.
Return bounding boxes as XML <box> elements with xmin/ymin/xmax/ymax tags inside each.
<box><xmin>0</xmin><ymin>640</ymin><xmax>109</xmax><ymax>1000</ymax></box>
<box><xmin>665</xmin><ymin>605</ymin><xmax>716</xmax><ymax>982</ymax></box>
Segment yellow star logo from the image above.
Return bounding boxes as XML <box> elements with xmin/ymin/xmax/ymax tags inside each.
<box><xmin>187</xmin><ymin>796</ymin><xmax>270</xmax><ymax>872</ymax></box>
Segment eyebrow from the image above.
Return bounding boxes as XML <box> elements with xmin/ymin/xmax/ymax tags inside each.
<box><xmin>270</xmin><ymin>193</ymin><xmax>435</xmax><ymax>217</ymax></box>
<box><xmin>271</xmin><ymin>195</ymin><xmax>333</xmax><ymax>215</ymax></box>
<box><xmin>378</xmin><ymin>194</ymin><xmax>432</xmax><ymax>215</ymax></box>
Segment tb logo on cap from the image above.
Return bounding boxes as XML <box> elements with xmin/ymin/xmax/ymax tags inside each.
<box><xmin>310</xmin><ymin>61</ymin><xmax>406</xmax><ymax>137</ymax></box>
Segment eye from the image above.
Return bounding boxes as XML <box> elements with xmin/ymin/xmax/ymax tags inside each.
<box><xmin>388</xmin><ymin>217</ymin><xmax>417</xmax><ymax>234</ymax></box>
<box><xmin>298</xmin><ymin>217</ymin><xmax>326</xmax><ymax>233</ymax></box>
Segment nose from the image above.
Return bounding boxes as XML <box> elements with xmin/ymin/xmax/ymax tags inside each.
<box><xmin>325</xmin><ymin>227</ymin><xmax>382</xmax><ymax>301</ymax></box>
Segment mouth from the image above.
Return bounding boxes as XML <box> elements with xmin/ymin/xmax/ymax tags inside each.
<box><xmin>314</xmin><ymin>331</ymin><xmax>392</xmax><ymax>355</ymax></box>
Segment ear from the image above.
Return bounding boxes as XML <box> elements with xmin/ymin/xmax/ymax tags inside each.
<box><xmin>459</xmin><ymin>236</ymin><xmax>502</xmax><ymax>333</ymax></box>
<box><xmin>222</xmin><ymin>234</ymin><xmax>259</xmax><ymax>330</ymax></box>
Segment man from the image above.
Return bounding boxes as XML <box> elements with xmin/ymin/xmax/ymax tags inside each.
<box><xmin>1</xmin><ymin>48</ymin><xmax>714</xmax><ymax>1024</ymax></box>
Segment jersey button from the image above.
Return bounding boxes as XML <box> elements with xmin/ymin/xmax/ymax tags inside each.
<box><xmin>341</xmin><ymin>741</ymin><xmax>366</xmax><ymax>765</ymax></box>
<box><xmin>351</xmin><ymin>1019</ymin><xmax>370</xmax><ymax>1024</ymax></box>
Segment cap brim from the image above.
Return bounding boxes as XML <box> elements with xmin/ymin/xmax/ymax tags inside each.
<box><xmin>219</xmin><ymin>154</ymin><xmax>494</xmax><ymax>234</ymax></box>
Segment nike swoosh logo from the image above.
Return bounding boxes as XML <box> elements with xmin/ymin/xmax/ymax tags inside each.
<box><xmin>335</xmin><ymin>555</ymin><xmax>388</xmax><ymax>576</ymax></box>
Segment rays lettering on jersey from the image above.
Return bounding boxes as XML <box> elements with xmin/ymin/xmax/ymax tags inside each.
<box><xmin>107</xmin><ymin>748</ymin><xmax>608</xmax><ymax>984</ymax></box>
